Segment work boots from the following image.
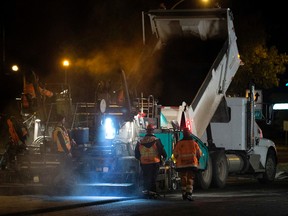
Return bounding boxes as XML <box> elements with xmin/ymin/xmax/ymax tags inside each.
<box><xmin>186</xmin><ymin>192</ymin><xmax>194</xmax><ymax>201</ymax></box>
<box><xmin>182</xmin><ymin>192</ymin><xmax>194</xmax><ymax>201</ymax></box>
<box><xmin>182</xmin><ymin>193</ymin><xmax>187</xmax><ymax>200</ymax></box>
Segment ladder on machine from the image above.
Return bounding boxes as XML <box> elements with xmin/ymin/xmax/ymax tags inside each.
<box><xmin>136</xmin><ymin>94</ymin><xmax>161</xmax><ymax>129</ymax></box>
<box><xmin>138</xmin><ymin>94</ymin><xmax>155</xmax><ymax>118</ymax></box>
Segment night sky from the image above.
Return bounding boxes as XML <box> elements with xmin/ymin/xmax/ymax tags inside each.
<box><xmin>0</xmin><ymin>0</ymin><xmax>287</xmax><ymax>113</ymax></box>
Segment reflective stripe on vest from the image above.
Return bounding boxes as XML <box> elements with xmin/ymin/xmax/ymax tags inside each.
<box><xmin>52</xmin><ymin>126</ymin><xmax>71</xmax><ymax>152</ymax></box>
<box><xmin>173</xmin><ymin>140</ymin><xmax>200</xmax><ymax>168</ymax></box>
<box><xmin>39</xmin><ymin>87</ymin><xmax>53</xmax><ymax>97</ymax></box>
<box><xmin>175</xmin><ymin>153</ymin><xmax>197</xmax><ymax>168</ymax></box>
<box><xmin>139</xmin><ymin>142</ymin><xmax>160</xmax><ymax>164</ymax></box>
<box><xmin>24</xmin><ymin>83</ymin><xmax>53</xmax><ymax>98</ymax></box>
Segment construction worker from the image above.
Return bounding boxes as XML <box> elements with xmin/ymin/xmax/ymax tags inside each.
<box><xmin>0</xmin><ymin>114</ymin><xmax>29</xmax><ymax>169</ymax></box>
<box><xmin>6</xmin><ymin>115</ymin><xmax>28</xmax><ymax>148</ymax></box>
<box><xmin>135</xmin><ymin>123</ymin><xmax>167</xmax><ymax>197</ymax></box>
<box><xmin>22</xmin><ymin>70</ymin><xmax>53</xmax><ymax>113</ymax></box>
<box><xmin>173</xmin><ymin>127</ymin><xmax>202</xmax><ymax>201</ymax></box>
<box><xmin>52</xmin><ymin>114</ymin><xmax>76</xmax><ymax>186</ymax></box>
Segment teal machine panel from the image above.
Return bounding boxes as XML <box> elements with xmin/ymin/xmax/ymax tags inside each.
<box><xmin>139</xmin><ymin>130</ymin><xmax>175</xmax><ymax>159</ymax></box>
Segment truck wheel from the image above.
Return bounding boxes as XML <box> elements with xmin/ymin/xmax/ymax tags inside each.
<box><xmin>258</xmin><ymin>150</ymin><xmax>277</xmax><ymax>183</ymax></box>
<box><xmin>196</xmin><ymin>156</ymin><xmax>212</xmax><ymax>189</ymax></box>
<box><xmin>211</xmin><ymin>151</ymin><xmax>228</xmax><ymax>188</ymax></box>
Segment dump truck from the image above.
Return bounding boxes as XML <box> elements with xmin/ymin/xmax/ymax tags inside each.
<box><xmin>138</xmin><ymin>8</ymin><xmax>277</xmax><ymax>189</ymax></box>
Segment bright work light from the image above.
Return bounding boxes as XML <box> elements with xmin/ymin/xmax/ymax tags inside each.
<box><xmin>104</xmin><ymin>117</ymin><xmax>116</xmax><ymax>139</ymax></box>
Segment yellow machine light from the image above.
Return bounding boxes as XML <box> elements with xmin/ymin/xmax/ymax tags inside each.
<box><xmin>11</xmin><ymin>65</ymin><xmax>19</xmax><ymax>72</ymax></box>
<box><xmin>171</xmin><ymin>154</ymin><xmax>176</xmax><ymax>163</ymax></box>
<box><xmin>63</xmin><ymin>60</ymin><xmax>70</xmax><ymax>67</ymax></box>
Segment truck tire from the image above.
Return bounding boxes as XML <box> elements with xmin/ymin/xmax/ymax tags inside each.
<box><xmin>196</xmin><ymin>156</ymin><xmax>212</xmax><ymax>189</ymax></box>
<box><xmin>258</xmin><ymin>149</ymin><xmax>277</xmax><ymax>183</ymax></box>
<box><xmin>211</xmin><ymin>151</ymin><xmax>228</xmax><ymax>188</ymax></box>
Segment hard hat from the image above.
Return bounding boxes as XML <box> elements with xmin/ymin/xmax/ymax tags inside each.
<box><xmin>183</xmin><ymin>127</ymin><xmax>191</xmax><ymax>136</ymax></box>
<box><xmin>146</xmin><ymin>123</ymin><xmax>155</xmax><ymax>131</ymax></box>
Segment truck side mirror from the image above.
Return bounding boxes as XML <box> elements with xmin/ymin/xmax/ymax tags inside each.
<box><xmin>266</xmin><ymin>104</ymin><xmax>274</xmax><ymax>125</ymax></box>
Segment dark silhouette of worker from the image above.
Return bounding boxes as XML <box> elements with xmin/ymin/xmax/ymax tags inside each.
<box><xmin>22</xmin><ymin>70</ymin><xmax>53</xmax><ymax>114</ymax></box>
<box><xmin>135</xmin><ymin>123</ymin><xmax>167</xmax><ymax>198</ymax></box>
<box><xmin>0</xmin><ymin>114</ymin><xmax>28</xmax><ymax>169</ymax></box>
<box><xmin>52</xmin><ymin>114</ymin><xmax>76</xmax><ymax>190</ymax></box>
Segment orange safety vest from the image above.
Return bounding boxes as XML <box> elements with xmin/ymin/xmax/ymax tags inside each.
<box><xmin>52</xmin><ymin>126</ymin><xmax>71</xmax><ymax>152</ymax></box>
<box><xmin>173</xmin><ymin>139</ymin><xmax>202</xmax><ymax>169</ymax></box>
<box><xmin>24</xmin><ymin>83</ymin><xmax>36</xmax><ymax>98</ymax></box>
<box><xmin>24</xmin><ymin>82</ymin><xmax>53</xmax><ymax>98</ymax></box>
<box><xmin>139</xmin><ymin>142</ymin><xmax>161</xmax><ymax>164</ymax></box>
<box><xmin>21</xmin><ymin>94</ymin><xmax>30</xmax><ymax>109</ymax></box>
<box><xmin>7</xmin><ymin>119</ymin><xmax>20</xmax><ymax>144</ymax></box>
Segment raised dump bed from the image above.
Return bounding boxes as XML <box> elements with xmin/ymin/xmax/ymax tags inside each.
<box><xmin>145</xmin><ymin>9</ymin><xmax>241</xmax><ymax>137</ymax></box>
